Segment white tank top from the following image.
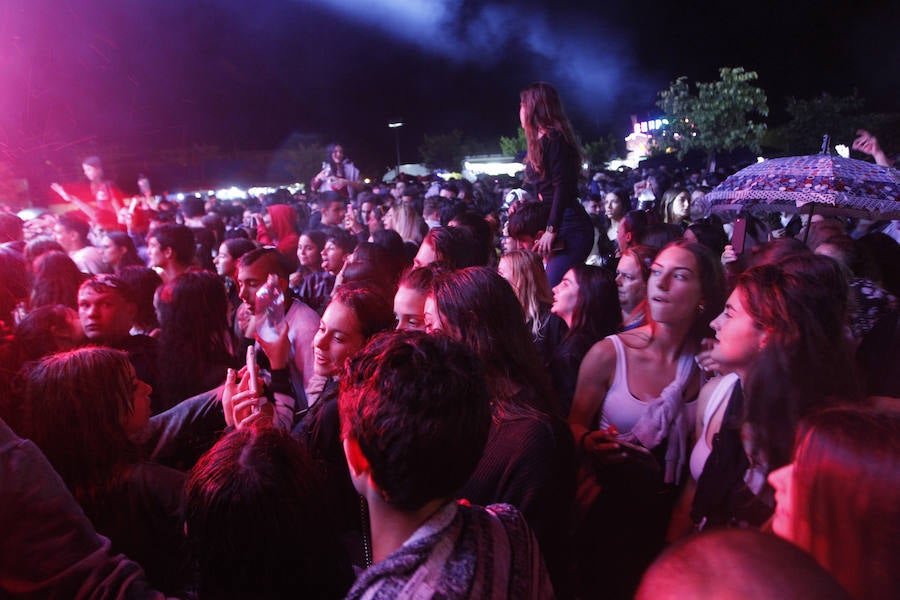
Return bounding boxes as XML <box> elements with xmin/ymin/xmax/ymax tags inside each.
<box><xmin>688</xmin><ymin>373</ymin><xmax>739</xmax><ymax>481</ymax></box>
<box><xmin>598</xmin><ymin>335</ymin><xmax>693</xmax><ymax>434</ymax></box>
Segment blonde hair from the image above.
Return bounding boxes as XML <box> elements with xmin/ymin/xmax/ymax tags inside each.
<box><xmin>499</xmin><ymin>250</ymin><xmax>553</xmax><ymax>337</ymax></box>
<box><xmin>390</xmin><ymin>204</ymin><xmax>426</xmax><ymax>245</ymax></box>
<box><xmin>661</xmin><ymin>188</ymin><xmax>691</xmax><ymax>224</ymax></box>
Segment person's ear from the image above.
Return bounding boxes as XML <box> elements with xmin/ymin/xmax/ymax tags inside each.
<box><xmin>759</xmin><ymin>329</ymin><xmax>772</xmax><ymax>350</ymax></box>
<box><xmin>343</xmin><ymin>436</ymin><xmax>370</xmax><ymax>479</ymax></box>
<box><xmin>163</xmin><ymin>247</ymin><xmax>174</xmax><ymax>260</ymax></box>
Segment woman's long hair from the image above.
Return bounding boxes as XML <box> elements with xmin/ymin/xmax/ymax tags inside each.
<box><xmin>740</xmin><ymin>259</ymin><xmax>859</xmax><ymax>469</ymax></box>
<box><xmin>792</xmin><ymin>406</ymin><xmax>899</xmax><ymax>600</ymax></box>
<box><xmin>103</xmin><ymin>231</ymin><xmax>144</xmax><ymax>271</ymax></box>
<box><xmin>156</xmin><ymin>271</ymin><xmax>236</xmax><ymax>408</ymax></box>
<box><xmin>566</xmin><ymin>264</ymin><xmax>621</xmax><ymax>345</ymax></box>
<box><xmin>431</xmin><ymin>266</ymin><xmax>555</xmax><ymax>415</ymax></box>
<box><xmin>30</xmin><ymin>250</ymin><xmax>87</xmax><ymax>310</ymax></box>
<box><xmin>326</xmin><ymin>142</ymin><xmax>346</xmax><ymax>178</ymax></box>
<box><xmin>520</xmin><ymin>82</ymin><xmax>582</xmax><ymax>177</ymax></box>
<box><xmin>21</xmin><ymin>347</ymin><xmax>140</xmax><ymax>514</ymax></box>
<box><xmin>500</xmin><ymin>250</ymin><xmax>553</xmax><ymax>337</ymax></box>
<box><xmin>388</xmin><ymin>204</ymin><xmax>426</xmax><ymax>245</ymax></box>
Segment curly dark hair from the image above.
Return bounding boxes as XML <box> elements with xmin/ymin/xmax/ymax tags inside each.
<box><xmin>339</xmin><ymin>331</ymin><xmax>491</xmax><ymax>511</ymax></box>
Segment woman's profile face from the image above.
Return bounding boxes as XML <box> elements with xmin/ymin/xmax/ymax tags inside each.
<box><xmin>709</xmin><ymin>288</ymin><xmax>766</xmax><ymax>371</ymax></box>
<box><xmin>312</xmin><ymin>300</ymin><xmax>364</xmax><ymax>377</ymax></box>
<box><xmin>497</xmin><ymin>257</ymin><xmax>517</xmax><ymax>294</ymax></box>
<box><xmin>519</xmin><ymin>102</ymin><xmax>527</xmax><ymax>130</ymax></box>
<box><xmin>215</xmin><ymin>243</ymin><xmax>234</xmax><ymax>277</ymax></box>
<box><xmin>423</xmin><ymin>295</ymin><xmax>446</xmax><ymax>335</ymax></box>
<box><xmin>382</xmin><ymin>208</ymin><xmax>394</xmax><ymax>230</ymax></box>
<box><xmin>100</xmin><ymin>236</ymin><xmax>124</xmax><ymax>269</ymax></box>
<box><xmin>647</xmin><ymin>246</ymin><xmax>703</xmax><ymax>324</ymax></box>
<box><xmin>551</xmin><ymin>269</ymin><xmax>579</xmax><ymax>321</ymax></box>
<box><xmin>768</xmin><ymin>463</ymin><xmax>799</xmax><ymax>543</ymax></box>
<box><xmin>413</xmin><ymin>240</ymin><xmax>437</xmax><ymax>269</ymax></box>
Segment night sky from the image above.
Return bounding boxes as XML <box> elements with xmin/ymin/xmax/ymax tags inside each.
<box><xmin>1</xmin><ymin>0</ymin><xmax>897</xmax><ymax>189</ymax></box>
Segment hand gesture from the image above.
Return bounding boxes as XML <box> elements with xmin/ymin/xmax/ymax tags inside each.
<box><xmin>853</xmin><ymin>130</ymin><xmax>890</xmax><ymax>166</ymax></box>
<box><xmin>533</xmin><ymin>229</ymin><xmax>556</xmax><ymax>257</ymax></box>
<box><xmin>222</xmin><ymin>367</ymin><xmax>273</xmax><ymax>429</ymax></box>
<box><xmin>721</xmin><ymin>244</ymin><xmax>737</xmax><ymax>266</ymax></box>
<box><xmin>582</xmin><ymin>426</ymin><xmax>629</xmax><ymax>465</ymax></box>
<box><xmin>694</xmin><ymin>337</ymin><xmax>721</xmax><ymax>376</ymax></box>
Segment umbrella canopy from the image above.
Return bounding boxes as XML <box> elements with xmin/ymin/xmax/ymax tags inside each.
<box><xmin>383</xmin><ymin>163</ymin><xmax>432</xmax><ymax>182</ymax></box>
<box><xmin>707</xmin><ymin>153</ymin><xmax>900</xmax><ymax>220</ymax></box>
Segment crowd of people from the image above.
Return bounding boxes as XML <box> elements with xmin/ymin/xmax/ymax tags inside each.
<box><xmin>0</xmin><ymin>83</ymin><xmax>898</xmax><ymax>599</ymax></box>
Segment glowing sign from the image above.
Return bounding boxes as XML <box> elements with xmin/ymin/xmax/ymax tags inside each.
<box><xmin>633</xmin><ymin>118</ymin><xmax>669</xmax><ymax>134</ymax></box>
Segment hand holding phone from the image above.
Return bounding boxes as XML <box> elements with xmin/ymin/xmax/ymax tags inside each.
<box><xmin>246</xmin><ymin>346</ymin><xmax>259</xmax><ymax>397</ymax></box>
<box><xmin>732</xmin><ymin>217</ymin><xmax>748</xmax><ymax>255</ymax></box>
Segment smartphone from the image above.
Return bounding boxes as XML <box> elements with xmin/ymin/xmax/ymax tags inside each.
<box><xmin>246</xmin><ymin>346</ymin><xmax>259</xmax><ymax>397</ymax></box>
<box><xmin>615</xmin><ymin>438</ymin><xmax>654</xmax><ymax>457</ymax></box>
<box><xmin>732</xmin><ymin>217</ymin><xmax>748</xmax><ymax>255</ymax></box>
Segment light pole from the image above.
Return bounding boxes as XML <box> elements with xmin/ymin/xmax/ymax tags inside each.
<box><xmin>388</xmin><ymin>121</ymin><xmax>403</xmax><ymax>181</ymax></box>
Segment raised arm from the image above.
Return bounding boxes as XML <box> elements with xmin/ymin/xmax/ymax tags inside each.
<box><xmin>50</xmin><ymin>183</ymin><xmax>97</xmax><ymax>221</ymax></box>
<box><xmin>853</xmin><ymin>129</ymin><xmax>893</xmax><ymax>167</ymax></box>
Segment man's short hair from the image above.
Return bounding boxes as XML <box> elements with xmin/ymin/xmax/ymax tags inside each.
<box><xmin>507</xmin><ymin>201</ymin><xmax>550</xmax><ymax>240</ymax></box>
<box><xmin>78</xmin><ymin>273</ymin><xmax>136</xmax><ymax>305</ymax></box>
<box><xmin>422</xmin><ymin>195</ymin><xmax>442</xmax><ymax>217</ymax></box>
<box><xmin>325</xmin><ymin>227</ymin><xmax>357</xmax><ymax>254</ymax></box>
<box><xmin>238</xmin><ymin>246</ymin><xmax>292</xmax><ymax>280</ymax></box>
<box><xmin>320</xmin><ymin>191</ymin><xmax>344</xmax><ymax>208</ymax></box>
<box><xmin>182</xmin><ymin>196</ymin><xmax>206</xmax><ymax>219</ymax></box>
<box><xmin>57</xmin><ymin>212</ymin><xmax>91</xmax><ymax>242</ymax></box>
<box><xmin>149</xmin><ymin>223</ymin><xmax>196</xmax><ymax>265</ymax></box>
<box><xmin>339</xmin><ymin>331</ymin><xmax>491</xmax><ymax>511</ymax></box>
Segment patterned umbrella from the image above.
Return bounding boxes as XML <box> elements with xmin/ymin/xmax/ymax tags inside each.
<box><xmin>707</xmin><ymin>149</ymin><xmax>900</xmax><ymax>219</ymax></box>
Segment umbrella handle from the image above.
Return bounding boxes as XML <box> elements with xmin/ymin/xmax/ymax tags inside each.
<box><xmin>802</xmin><ymin>203</ymin><xmax>816</xmax><ymax>244</ymax></box>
